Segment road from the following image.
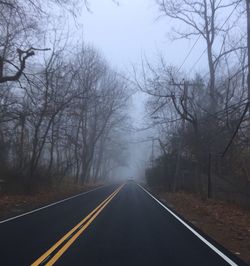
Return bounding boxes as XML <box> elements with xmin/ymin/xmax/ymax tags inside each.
<box><xmin>0</xmin><ymin>182</ymin><xmax>246</xmax><ymax>266</ymax></box>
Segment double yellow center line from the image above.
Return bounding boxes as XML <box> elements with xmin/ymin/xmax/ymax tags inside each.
<box><xmin>32</xmin><ymin>184</ymin><xmax>124</xmax><ymax>266</ymax></box>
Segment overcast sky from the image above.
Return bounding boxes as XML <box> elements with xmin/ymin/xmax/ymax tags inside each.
<box><xmin>64</xmin><ymin>0</ymin><xmax>243</xmax><ymax>179</ymax></box>
<box><xmin>72</xmin><ymin>0</ymin><xmax>208</xmax><ymax>179</ymax></box>
<box><xmin>80</xmin><ymin>0</ymin><xmax>207</xmax><ymax>74</ymax></box>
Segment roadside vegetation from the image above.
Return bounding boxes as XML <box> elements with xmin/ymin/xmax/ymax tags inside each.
<box><xmin>157</xmin><ymin>191</ymin><xmax>250</xmax><ymax>264</ymax></box>
<box><xmin>0</xmin><ymin>1</ymin><xmax>249</xmax><ymax>262</ymax></box>
<box><xmin>138</xmin><ymin>2</ymin><xmax>250</xmax><ymax>262</ymax></box>
<box><xmin>0</xmin><ymin>0</ymin><xmax>131</xmax><ymax>194</ymax></box>
<box><xmin>138</xmin><ymin>0</ymin><xmax>250</xmax><ymax>208</ymax></box>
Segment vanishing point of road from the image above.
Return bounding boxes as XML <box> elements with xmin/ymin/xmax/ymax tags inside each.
<box><xmin>0</xmin><ymin>182</ymin><xmax>246</xmax><ymax>266</ymax></box>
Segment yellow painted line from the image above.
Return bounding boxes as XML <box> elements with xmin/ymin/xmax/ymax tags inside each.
<box><xmin>46</xmin><ymin>185</ymin><xmax>123</xmax><ymax>265</ymax></box>
<box><xmin>32</xmin><ymin>185</ymin><xmax>123</xmax><ymax>266</ymax></box>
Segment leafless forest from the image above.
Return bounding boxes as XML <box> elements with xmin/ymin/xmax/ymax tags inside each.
<box><xmin>0</xmin><ymin>0</ymin><xmax>250</xmax><ymax>209</ymax></box>
<box><xmin>139</xmin><ymin>0</ymin><xmax>250</xmax><ymax>207</ymax></box>
<box><xmin>0</xmin><ymin>0</ymin><xmax>130</xmax><ymax>193</ymax></box>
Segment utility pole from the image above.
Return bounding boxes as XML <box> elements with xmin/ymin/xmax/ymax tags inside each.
<box><xmin>222</xmin><ymin>1</ymin><xmax>250</xmax><ymax>155</ymax></box>
<box><xmin>169</xmin><ymin>79</ymin><xmax>198</xmax><ymax>123</ymax></box>
<box><xmin>183</xmin><ymin>81</ymin><xmax>189</xmax><ymax>121</ymax></box>
<box><xmin>169</xmin><ymin>79</ymin><xmax>187</xmax><ymax>124</ymax></box>
<box><xmin>151</xmin><ymin>139</ymin><xmax>155</xmax><ymax>168</ymax></box>
<box><xmin>208</xmin><ymin>152</ymin><xmax>212</xmax><ymax>199</ymax></box>
<box><xmin>247</xmin><ymin>0</ymin><xmax>250</xmax><ymax>115</ymax></box>
<box><xmin>221</xmin><ymin>2</ymin><xmax>250</xmax><ymax>155</ymax></box>
<box><xmin>169</xmin><ymin>79</ymin><xmax>200</xmax><ymax>191</ymax></box>
<box><xmin>247</xmin><ymin>0</ymin><xmax>250</xmax><ymax>109</ymax></box>
<box><xmin>169</xmin><ymin>79</ymin><xmax>190</xmax><ymax>191</ymax></box>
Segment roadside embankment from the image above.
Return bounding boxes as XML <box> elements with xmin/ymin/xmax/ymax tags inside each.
<box><xmin>0</xmin><ymin>184</ymin><xmax>102</xmax><ymax>221</ymax></box>
<box><xmin>152</xmin><ymin>188</ymin><xmax>250</xmax><ymax>265</ymax></box>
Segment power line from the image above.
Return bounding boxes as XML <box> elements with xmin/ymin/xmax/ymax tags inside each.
<box><xmin>198</xmin><ymin>98</ymin><xmax>248</xmax><ymax>123</ymax></box>
<box><xmin>177</xmin><ymin>0</ymin><xmax>224</xmax><ymax>73</ymax></box>
<box><xmin>177</xmin><ymin>35</ymin><xmax>201</xmax><ymax>73</ymax></box>
<box><xmin>221</xmin><ymin>102</ymin><xmax>250</xmax><ymax>157</ymax></box>
<box><xmin>188</xmin><ymin>0</ymin><xmax>241</xmax><ymax>76</ymax></box>
<box><xmin>188</xmin><ymin>48</ymin><xmax>207</xmax><ymax>76</ymax></box>
<box><xmin>200</xmin><ymin>62</ymin><xmax>248</xmax><ymax>93</ymax></box>
<box><xmin>201</xmin><ymin>61</ymin><xmax>247</xmax><ymax>83</ymax></box>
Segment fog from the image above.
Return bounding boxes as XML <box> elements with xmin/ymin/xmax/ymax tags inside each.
<box><xmin>1</xmin><ymin>2</ymin><xmax>249</xmax><ymax>263</ymax></box>
<box><xmin>76</xmin><ymin>0</ymin><xmax>210</xmax><ymax>181</ymax></box>
<box><xmin>0</xmin><ymin>0</ymin><xmax>246</xmax><ymax>187</ymax></box>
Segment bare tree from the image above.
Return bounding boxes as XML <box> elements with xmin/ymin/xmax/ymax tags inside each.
<box><xmin>0</xmin><ymin>0</ymin><xmax>85</xmax><ymax>84</ymax></box>
<box><xmin>156</xmin><ymin>0</ymin><xmax>245</xmax><ymax>109</ymax></box>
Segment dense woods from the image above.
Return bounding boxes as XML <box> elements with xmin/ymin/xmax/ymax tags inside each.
<box><xmin>141</xmin><ymin>0</ymin><xmax>250</xmax><ymax>207</ymax></box>
<box><xmin>0</xmin><ymin>0</ymin><xmax>130</xmax><ymax>192</ymax></box>
<box><xmin>1</xmin><ymin>0</ymin><xmax>250</xmax><ymax>208</ymax></box>
<box><xmin>0</xmin><ymin>2</ymin><xmax>249</xmax><ymax>265</ymax></box>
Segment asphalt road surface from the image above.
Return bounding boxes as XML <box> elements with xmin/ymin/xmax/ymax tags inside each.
<box><xmin>0</xmin><ymin>182</ymin><xmax>246</xmax><ymax>266</ymax></box>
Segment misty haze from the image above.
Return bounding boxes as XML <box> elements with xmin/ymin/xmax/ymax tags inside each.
<box><xmin>0</xmin><ymin>0</ymin><xmax>250</xmax><ymax>265</ymax></box>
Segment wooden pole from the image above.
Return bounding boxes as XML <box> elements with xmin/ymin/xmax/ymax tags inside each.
<box><xmin>208</xmin><ymin>152</ymin><xmax>212</xmax><ymax>199</ymax></box>
<box><xmin>247</xmin><ymin>0</ymin><xmax>250</xmax><ymax>111</ymax></box>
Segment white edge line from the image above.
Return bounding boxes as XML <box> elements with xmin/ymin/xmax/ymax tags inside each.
<box><xmin>137</xmin><ymin>183</ymin><xmax>238</xmax><ymax>266</ymax></box>
<box><xmin>0</xmin><ymin>185</ymin><xmax>107</xmax><ymax>224</ymax></box>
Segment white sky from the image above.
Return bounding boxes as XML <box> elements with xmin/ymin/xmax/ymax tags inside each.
<box><xmin>67</xmin><ymin>0</ymin><xmax>244</xmax><ymax>179</ymax></box>
<box><xmin>80</xmin><ymin>0</ymin><xmax>207</xmax><ymax>74</ymax></box>
<box><xmin>72</xmin><ymin>0</ymin><xmax>207</xmax><ymax>179</ymax></box>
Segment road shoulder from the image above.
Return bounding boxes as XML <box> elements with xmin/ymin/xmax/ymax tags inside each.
<box><xmin>148</xmin><ymin>186</ymin><xmax>250</xmax><ymax>265</ymax></box>
<box><xmin>0</xmin><ymin>184</ymin><xmax>103</xmax><ymax>222</ymax></box>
